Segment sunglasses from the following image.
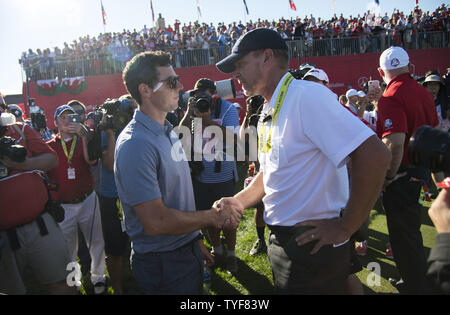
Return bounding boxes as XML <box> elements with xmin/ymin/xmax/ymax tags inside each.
<box><xmin>152</xmin><ymin>76</ymin><xmax>180</xmax><ymax>92</ymax></box>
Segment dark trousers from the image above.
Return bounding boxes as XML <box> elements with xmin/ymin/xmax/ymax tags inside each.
<box><xmin>192</xmin><ymin>179</ymin><xmax>235</xmax><ymax>210</ymax></box>
<box><xmin>130</xmin><ymin>240</ymin><xmax>203</xmax><ymax>295</ymax></box>
<box><xmin>98</xmin><ymin>195</ymin><xmax>129</xmax><ymax>257</ymax></box>
<box><xmin>267</xmin><ymin>225</ymin><xmax>350</xmax><ymax>294</ymax></box>
<box><xmin>383</xmin><ymin>174</ymin><xmax>429</xmax><ymax>294</ymax></box>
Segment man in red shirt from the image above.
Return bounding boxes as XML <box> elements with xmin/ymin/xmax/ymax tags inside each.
<box><xmin>376</xmin><ymin>46</ymin><xmax>439</xmax><ymax>294</ymax></box>
<box><xmin>47</xmin><ymin>104</ymin><xmax>106</xmax><ymax>294</ymax></box>
<box><xmin>0</xmin><ymin>101</ymin><xmax>74</xmax><ymax>294</ymax></box>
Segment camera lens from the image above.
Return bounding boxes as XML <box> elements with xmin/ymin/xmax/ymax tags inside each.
<box><xmin>195</xmin><ymin>98</ymin><xmax>210</xmax><ymax>113</ymax></box>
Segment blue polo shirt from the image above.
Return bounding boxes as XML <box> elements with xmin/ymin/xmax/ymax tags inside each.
<box><xmin>114</xmin><ymin>110</ymin><xmax>198</xmax><ymax>254</ymax></box>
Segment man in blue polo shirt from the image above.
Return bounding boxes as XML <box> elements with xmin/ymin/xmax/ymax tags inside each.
<box><xmin>115</xmin><ymin>51</ymin><xmax>242</xmax><ymax>295</ymax></box>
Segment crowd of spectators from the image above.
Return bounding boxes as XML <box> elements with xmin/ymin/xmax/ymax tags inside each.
<box><xmin>19</xmin><ymin>4</ymin><xmax>449</xmax><ymax>81</ymax></box>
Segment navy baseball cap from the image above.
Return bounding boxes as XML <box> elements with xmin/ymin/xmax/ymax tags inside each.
<box><xmin>54</xmin><ymin>104</ymin><xmax>74</xmax><ymax>120</ymax></box>
<box><xmin>216</xmin><ymin>28</ymin><xmax>288</xmax><ymax>74</ymax></box>
<box><xmin>6</xmin><ymin>104</ymin><xmax>23</xmax><ymax>118</ymax></box>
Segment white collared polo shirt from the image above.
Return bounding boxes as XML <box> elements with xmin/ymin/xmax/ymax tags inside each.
<box><xmin>258</xmin><ymin>74</ymin><xmax>374</xmax><ymax>226</ymax></box>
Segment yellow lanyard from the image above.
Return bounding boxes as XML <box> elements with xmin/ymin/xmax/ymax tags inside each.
<box><xmin>61</xmin><ymin>136</ymin><xmax>77</xmax><ymax>166</ymax></box>
<box><xmin>258</xmin><ymin>73</ymin><xmax>294</xmax><ymax>153</ymax></box>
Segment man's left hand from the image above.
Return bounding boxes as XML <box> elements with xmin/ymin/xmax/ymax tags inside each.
<box><xmin>68</xmin><ymin>122</ymin><xmax>88</xmax><ymax>138</ymax></box>
<box><xmin>294</xmin><ymin>217</ymin><xmax>351</xmax><ymax>255</ymax></box>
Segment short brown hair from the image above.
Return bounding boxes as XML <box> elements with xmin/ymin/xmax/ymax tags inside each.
<box><xmin>122</xmin><ymin>51</ymin><xmax>172</xmax><ymax>105</ymax></box>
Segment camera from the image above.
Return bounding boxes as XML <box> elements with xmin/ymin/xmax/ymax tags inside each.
<box><xmin>96</xmin><ymin>98</ymin><xmax>135</xmax><ymax>133</ymax></box>
<box><xmin>0</xmin><ymin>136</ymin><xmax>27</xmax><ymax>163</ymax></box>
<box><xmin>409</xmin><ymin>125</ymin><xmax>450</xmax><ymax>174</ymax></box>
<box><xmin>191</xmin><ymin>93</ymin><xmax>212</xmax><ymax>113</ymax></box>
<box><xmin>0</xmin><ymin>113</ymin><xmax>27</xmax><ymax>164</ymax></box>
<box><xmin>68</xmin><ymin>114</ymin><xmax>81</xmax><ymax>124</ymax></box>
<box><xmin>87</xmin><ymin>98</ymin><xmax>135</xmax><ymax>161</ymax></box>
<box><xmin>29</xmin><ymin>105</ymin><xmax>47</xmax><ymax>130</ymax></box>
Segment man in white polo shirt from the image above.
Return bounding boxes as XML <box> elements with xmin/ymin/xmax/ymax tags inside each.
<box><xmin>215</xmin><ymin>28</ymin><xmax>391</xmax><ymax>294</ymax></box>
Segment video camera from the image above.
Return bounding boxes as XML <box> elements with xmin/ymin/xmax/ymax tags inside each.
<box><xmin>86</xmin><ymin>98</ymin><xmax>135</xmax><ymax>161</ymax></box>
<box><xmin>409</xmin><ymin>125</ymin><xmax>450</xmax><ymax>174</ymax></box>
<box><xmin>93</xmin><ymin>98</ymin><xmax>135</xmax><ymax>133</ymax></box>
<box><xmin>0</xmin><ymin>113</ymin><xmax>27</xmax><ymax>177</ymax></box>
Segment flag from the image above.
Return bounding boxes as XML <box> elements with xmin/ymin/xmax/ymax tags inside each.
<box><xmin>374</xmin><ymin>0</ymin><xmax>379</xmax><ymax>5</ymax></box>
<box><xmin>416</xmin><ymin>0</ymin><xmax>419</xmax><ymax>5</ymax></box>
<box><xmin>289</xmin><ymin>0</ymin><xmax>297</xmax><ymax>11</ymax></box>
<box><xmin>101</xmin><ymin>1</ymin><xmax>107</xmax><ymax>26</ymax></box>
<box><xmin>150</xmin><ymin>0</ymin><xmax>155</xmax><ymax>23</ymax></box>
<box><xmin>243</xmin><ymin>0</ymin><xmax>249</xmax><ymax>15</ymax></box>
<box><xmin>196</xmin><ymin>0</ymin><xmax>202</xmax><ymax>18</ymax></box>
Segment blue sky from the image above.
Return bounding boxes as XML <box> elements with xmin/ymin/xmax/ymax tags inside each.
<box><xmin>0</xmin><ymin>0</ymin><xmax>444</xmax><ymax>96</ymax></box>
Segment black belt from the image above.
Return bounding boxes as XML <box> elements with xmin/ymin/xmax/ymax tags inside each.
<box><xmin>139</xmin><ymin>234</ymin><xmax>202</xmax><ymax>256</ymax></box>
<box><xmin>61</xmin><ymin>189</ymin><xmax>94</xmax><ymax>204</ymax></box>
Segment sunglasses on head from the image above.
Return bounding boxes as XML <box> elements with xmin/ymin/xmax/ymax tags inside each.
<box><xmin>152</xmin><ymin>76</ymin><xmax>180</xmax><ymax>92</ymax></box>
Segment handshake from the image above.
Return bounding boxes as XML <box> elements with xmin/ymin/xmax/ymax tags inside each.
<box><xmin>211</xmin><ymin>197</ymin><xmax>245</xmax><ymax>230</ymax></box>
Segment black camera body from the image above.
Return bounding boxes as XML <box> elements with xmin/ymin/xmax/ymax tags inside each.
<box><xmin>409</xmin><ymin>125</ymin><xmax>450</xmax><ymax>174</ymax></box>
<box><xmin>192</xmin><ymin>93</ymin><xmax>213</xmax><ymax>113</ymax></box>
<box><xmin>30</xmin><ymin>113</ymin><xmax>47</xmax><ymax>130</ymax></box>
<box><xmin>0</xmin><ymin>136</ymin><xmax>27</xmax><ymax>163</ymax></box>
<box><xmin>96</xmin><ymin>98</ymin><xmax>134</xmax><ymax>133</ymax></box>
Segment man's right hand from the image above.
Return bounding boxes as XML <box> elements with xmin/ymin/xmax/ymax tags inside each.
<box><xmin>212</xmin><ymin>197</ymin><xmax>244</xmax><ymax>230</ymax></box>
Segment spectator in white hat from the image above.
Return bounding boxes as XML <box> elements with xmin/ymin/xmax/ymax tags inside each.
<box><xmin>303</xmin><ymin>68</ymin><xmax>330</xmax><ymax>86</ymax></box>
<box><xmin>356</xmin><ymin>91</ymin><xmax>370</xmax><ymax>119</ymax></box>
<box><xmin>345</xmin><ymin>89</ymin><xmax>361</xmax><ymax>116</ymax></box>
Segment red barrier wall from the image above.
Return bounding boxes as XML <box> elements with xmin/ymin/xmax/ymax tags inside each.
<box><xmin>23</xmin><ymin>48</ymin><xmax>450</xmax><ymax>129</ymax></box>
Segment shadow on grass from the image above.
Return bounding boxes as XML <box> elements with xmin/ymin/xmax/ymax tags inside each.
<box><xmin>233</xmin><ymin>258</ymin><xmax>274</xmax><ymax>295</ymax></box>
<box><xmin>211</xmin><ymin>257</ymin><xmax>274</xmax><ymax>295</ymax></box>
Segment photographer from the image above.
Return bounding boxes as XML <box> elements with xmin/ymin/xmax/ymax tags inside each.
<box><xmin>0</xmin><ymin>105</ymin><xmax>74</xmax><ymax>295</ymax></box>
<box><xmin>46</xmin><ymin>104</ymin><xmax>107</xmax><ymax>294</ymax></box>
<box><xmin>179</xmin><ymin>78</ymin><xmax>241</xmax><ymax>273</ymax></box>
<box><xmin>96</xmin><ymin>95</ymin><xmax>135</xmax><ymax>295</ymax></box>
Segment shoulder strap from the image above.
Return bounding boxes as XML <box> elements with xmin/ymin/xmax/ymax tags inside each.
<box><xmin>12</xmin><ymin>123</ymin><xmax>27</xmax><ymax>144</ymax></box>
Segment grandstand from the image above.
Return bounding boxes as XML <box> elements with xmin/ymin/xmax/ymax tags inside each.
<box><xmin>17</xmin><ymin>3</ymin><xmax>450</xmax><ymax>129</ymax></box>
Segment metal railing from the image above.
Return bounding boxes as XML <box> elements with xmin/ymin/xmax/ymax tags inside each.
<box><xmin>21</xmin><ymin>31</ymin><xmax>448</xmax><ymax>81</ymax></box>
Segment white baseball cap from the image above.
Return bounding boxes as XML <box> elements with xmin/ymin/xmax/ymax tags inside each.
<box><xmin>346</xmin><ymin>89</ymin><xmax>358</xmax><ymax>98</ymax></box>
<box><xmin>303</xmin><ymin>68</ymin><xmax>329</xmax><ymax>83</ymax></box>
<box><xmin>379</xmin><ymin>46</ymin><xmax>410</xmax><ymax>70</ymax></box>
<box><xmin>357</xmin><ymin>91</ymin><xmax>366</xmax><ymax>97</ymax></box>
